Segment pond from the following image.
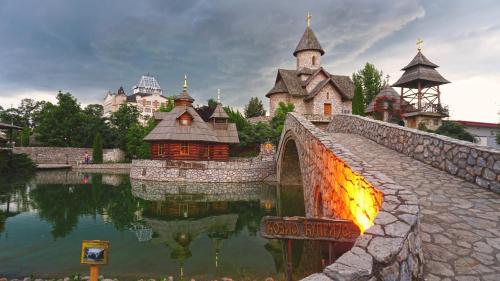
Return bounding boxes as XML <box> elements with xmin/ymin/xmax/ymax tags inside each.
<box><xmin>0</xmin><ymin>170</ymin><xmax>341</xmax><ymax>280</ymax></box>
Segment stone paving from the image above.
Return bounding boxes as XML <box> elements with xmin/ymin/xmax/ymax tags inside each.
<box><xmin>328</xmin><ymin>133</ymin><xmax>500</xmax><ymax>281</ymax></box>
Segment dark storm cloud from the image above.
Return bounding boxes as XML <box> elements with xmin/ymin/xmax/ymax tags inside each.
<box><xmin>0</xmin><ymin>0</ymin><xmax>499</xmax><ymax>122</ymax></box>
<box><xmin>0</xmin><ymin>0</ymin><xmax>425</xmax><ymax>106</ymax></box>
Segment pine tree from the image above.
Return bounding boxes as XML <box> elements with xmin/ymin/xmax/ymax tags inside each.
<box><xmin>92</xmin><ymin>133</ymin><xmax>103</xmax><ymax>164</ymax></box>
<box><xmin>244</xmin><ymin>97</ymin><xmax>266</xmax><ymax>118</ymax></box>
<box><xmin>354</xmin><ymin>63</ymin><xmax>383</xmax><ymax>108</ymax></box>
<box><xmin>351</xmin><ymin>73</ymin><xmax>365</xmax><ymax>116</ymax></box>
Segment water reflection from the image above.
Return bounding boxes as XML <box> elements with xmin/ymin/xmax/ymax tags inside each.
<box><xmin>0</xmin><ymin>171</ymin><xmax>344</xmax><ymax>280</ymax></box>
<box><xmin>0</xmin><ymin>171</ymin><xmax>282</xmax><ymax>280</ymax></box>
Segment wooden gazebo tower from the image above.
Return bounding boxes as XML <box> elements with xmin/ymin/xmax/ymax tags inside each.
<box><xmin>392</xmin><ymin>40</ymin><xmax>450</xmax><ymax>130</ymax></box>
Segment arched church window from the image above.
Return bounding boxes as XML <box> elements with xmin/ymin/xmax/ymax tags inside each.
<box><xmin>312</xmin><ymin>56</ymin><xmax>316</xmax><ymax>65</ymax></box>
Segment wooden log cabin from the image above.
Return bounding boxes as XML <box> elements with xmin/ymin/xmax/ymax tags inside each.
<box><xmin>144</xmin><ymin>77</ymin><xmax>239</xmax><ymax>161</ymax></box>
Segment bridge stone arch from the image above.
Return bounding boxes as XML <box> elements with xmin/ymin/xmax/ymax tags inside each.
<box><xmin>275</xmin><ymin>112</ymin><xmax>424</xmax><ymax>280</ymax></box>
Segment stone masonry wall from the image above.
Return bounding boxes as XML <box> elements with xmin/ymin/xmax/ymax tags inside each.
<box><xmin>279</xmin><ymin>113</ymin><xmax>423</xmax><ymax>281</ymax></box>
<box><xmin>327</xmin><ymin>114</ymin><xmax>500</xmax><ymax>194</ymax></box>
<box><xmin>13</xmin><ymin>147</ymin><xmax>125</xmax><ymax>165</ymax></box>
<box><xmin>130</xmin><ymin>152</ymin><xmax>276</xmax><ymax>183</ymax></box>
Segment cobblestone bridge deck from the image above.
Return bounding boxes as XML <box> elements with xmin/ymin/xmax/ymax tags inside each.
<box><xmin>328</xmin><ymin>133</ymin><xmax>500</xmax><ymax>281</ymax></box>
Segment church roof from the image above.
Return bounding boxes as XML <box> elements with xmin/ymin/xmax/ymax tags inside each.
<box><xmin>365</xmin><ymin>87</ymin><xmax>402</xmax><ymax>113</ymax></box>
<box><xmin>266</xmin><ymin>68</ymin><xmax>354</xmax><ymax>101</ymax></box>
<box><xmin>174</xmin><ymin>90</ymin><xmax>194</xmax><ymax>102</ymax></box>
<box><xmin>392</xmin><ymin>51</ymin><xmax>450</xmax><ymax>88</ymax></box>
<box><xmin>209</xmin><ymin>104</ymin><xmax>229</xmax><ymax>119</ymax></box>
<box><xmin>294</xmin><ymin>27</ymin><xmax>325</xmax><ymax>56</ymax></box>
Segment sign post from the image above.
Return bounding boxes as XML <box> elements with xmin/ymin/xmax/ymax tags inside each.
<box><xmin>261</xmin><ymin>216</ymin><xmax>360</xmax><ymax>281</ymax></box>
<box><xmin>260</xmin><ymin>216</ymin><xmax>360</xmax><ymax>242</ymax></box>
<box><xmin>81</xmin><ymin>240</ymin><xmax>110</xmax><ymax>281</ymax></box>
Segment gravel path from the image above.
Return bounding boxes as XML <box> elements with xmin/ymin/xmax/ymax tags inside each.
<box><xmin>328</xmin><ymin>133</ymin><xmax>500</xmax><ymax>281</ymax></box>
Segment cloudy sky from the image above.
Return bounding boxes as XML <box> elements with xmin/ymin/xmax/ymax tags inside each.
<box><xmin>0</xmin><ymin>0</ymin><xmax>499</xmax><ymax>122</ymax></box>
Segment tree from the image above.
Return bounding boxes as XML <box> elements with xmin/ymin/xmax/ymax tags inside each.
<box><xmin>92</xmin><ymin>133</ymin><xmax>103</xmax><ymax>164</ymax></box>
<box><xmin>435</xmin><ymin>121</ymin><xmax>476</xmax><ymax>142</ymax></box>
<box><xmin>351</xmin><ymin>74</ymin><xmax>365</xmax><ymax>116</ymax></box>
<box><xmin>270</xmin><ymin>102</ymin><xmax>295</xmax><ymax>143</ymax></box>
<box><xmin>110</xmin><ymin>104</ymin><xmax>141</xmax><ymax>151</ymax></box>
<box><xmin>158</xmin><ymin>97</ymin><xmax>175</xmax><ymax>113</ymax></box>
<box><xmin>20</xmin><ymin>127</ymin><xmax>30</xmax><ymax>146</ymax></box>
<box><xmin>126</xmin><ymin>120</ymin><xmax>155</xmax><ymax>159</ymax></box>
<box><xmin>208</xmin><ymin>98</ymin><xmax>218</xmax><ymax>110</ymax></box>
<box><xmin>497</xmin><ymin>133</ymin><xmax>500</xmax><ymax>145</ymax></box>
<box><xmin>244</xmin><ymin>97</ymin><xmax>266</xmax><ymax>118</ymax></box>
<box><xmin>354</xmin><ymin>63</ymin><xmax>384</xmax><ymax>108</ymax></box>
<box><xmin>35</xmin><ymin>91</ymin><xmax>83</xmax><ymax>147</ymax></box>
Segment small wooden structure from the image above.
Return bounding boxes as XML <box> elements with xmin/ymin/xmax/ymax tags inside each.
<box><xmin>144</xmin><ymin>76</ymin><xmax>239</xmax><ymax>161</ymax></box>
<box><xmin>392</xmin><ymin>41</ymin><xmax>450</xmax><ymax>130</ymax></box>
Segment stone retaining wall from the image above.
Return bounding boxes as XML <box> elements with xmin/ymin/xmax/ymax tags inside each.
<box><xmin>327</xmin><ymin>114</ymin><xmax>500</xmax><ymax>193</ymax></box>
<box><xmin>13</xmin><ymin>147</ymin><xmax>125</xmax><ymax>165</ymax></box>
<box><xmin>130</xmin><ymin>153</ymin><xmax>276</xmax><ymax>183</ymax></box>
<box><xmin>280</xmin><ymin>113</ymin><xmax>423</xmax><ymax>281</ymax></box>
<box><xmin>74</xmin><ymin>163</ymin><xmax>131</xmax><ymax>169</ymax></box>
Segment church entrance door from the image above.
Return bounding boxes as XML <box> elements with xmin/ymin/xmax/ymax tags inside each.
<box><xmin>323</xmin><ymin>103</ymin><xmax>332</xmax><ymax>116</ymax></box>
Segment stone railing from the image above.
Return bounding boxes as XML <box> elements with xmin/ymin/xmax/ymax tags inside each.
<box><xmin>282</xmin><ymin>113</ymin><xmax>423</xmax><ymax>281</ymax></box>
<box><xmin>327</xmin><ymin>114</ymin><xmax>500</xmax><ymax>193</ymax></box>
<box><xmin>130</xmin><ymin>153</ymin><xmax>276</xmax><ymax>183</ymax></box>
<box><xmin>13</xmin><ymin>147</ymin><xmax>125</xmax><ymax>165</ymax></box>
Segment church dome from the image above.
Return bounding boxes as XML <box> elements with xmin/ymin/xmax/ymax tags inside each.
<box><xmin>293</xmin><ymin>27</ymin><xmax>324</xmax><ymax>57</ymax></box>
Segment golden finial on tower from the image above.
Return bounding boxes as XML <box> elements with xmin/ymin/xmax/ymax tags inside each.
<box><xmin>306</xmin><ymin>12</ymin><xmax>312</xmax><ymax>27</ymax></box>
<box><xmin>416</xmin><ymin>38</ymin><xmax>424</xmax><ymax>51</ymax></box>
<box><xmin>183</xmin><ymin>74</ymin><xmax>188</xmax><ymax>90</ymax></box>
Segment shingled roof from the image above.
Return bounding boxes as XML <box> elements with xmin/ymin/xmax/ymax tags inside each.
<box><xmin>144</xmin><ymin>106</ymin><xmax>219</xmax><ymax>142</ymax></box>
<box><xmin>294</xmin><ymin>27</ymin><xmax>325</xmax><ymax>56</ymax></box>
<box><xmin>392</xmin><ymin>51</ymin><xmax>450</xmax><ymax>89</ymax></box>
<box><xmin>266</xmin><ymin>67</ymin><xmax>354</xmax><ymax>101</ymax></box>
<box><xmin>145</xmin><ymin>97</ymin><xmax>238</xmax><ymax>144</ymax></box>
<box><xmin>209</xmin><ymin>104</ymin><xmax>229</xmax><ymax>119</ymax></box>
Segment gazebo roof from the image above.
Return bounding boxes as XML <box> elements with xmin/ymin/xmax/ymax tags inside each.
<box><xmin>392</xmin><ymin>51</ymin><xmax>450</xmax><ymax>88</ymax></box>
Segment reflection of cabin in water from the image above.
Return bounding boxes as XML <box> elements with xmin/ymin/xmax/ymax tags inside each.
<box><xmin>144</xmin><ymin>76</ymin><xmax>239</xmax><ymax>161</ymax></box>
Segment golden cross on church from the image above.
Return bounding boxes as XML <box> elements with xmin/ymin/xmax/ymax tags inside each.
<box><xmin>306</xmin><ymin>12</ymin><xmax>312</xmax><ymax>27</ymax></box>
<box><xmin>416</xmin><ymin>38</ymin><xmax>424</xmax><ymax>51</ymax></box>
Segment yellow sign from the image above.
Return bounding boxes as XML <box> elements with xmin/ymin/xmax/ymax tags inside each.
<box><xmin>80</xmin><ymin>240</ymin><xmax>110</xmax><ymax>265</ymax></box>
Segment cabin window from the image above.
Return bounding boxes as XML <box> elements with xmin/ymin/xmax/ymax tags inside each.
<box><xmin>180</xmin><ymin>143</ymin><xmax>189</xmax><ymax>155</ymax></box>
<box><xmin>180</xmin><ymin>119</ymin><xmax>190</xmax><ymax>126</ymax></box>
<box><xmin>158</xmin><ymin>143</ymin><xmax>164</xmax><ymax>155</ymax></box>
<box><xmin>312</xmin><ymin>56</ymin><xmax>316</xmax><ymax>66</ymax></box>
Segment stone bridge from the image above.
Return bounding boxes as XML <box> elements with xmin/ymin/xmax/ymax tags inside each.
<box><xmin>276</xmin><ymin>112</ymin><xmax>500</xmax><ymax>281</ymax></box>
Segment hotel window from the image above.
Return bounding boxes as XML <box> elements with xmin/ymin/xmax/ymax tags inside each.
<box><xmin>144</xmin><ymin>108</ymin><xmax>152</xmax><ymax>113</ymax></box>
<box><xmin>146</xmin><ymin>101</ymin><xmax>152</xmax><ymax>106</ymax></box>
<box><xmin>158</xmin><ymin>143</ymin><xmax>164</xmax><ymax>155</ymax></box>
<box><xmin>180</xmin><ymin>143</ymin><xmax>189</xmax><ymax>155</ymax></box>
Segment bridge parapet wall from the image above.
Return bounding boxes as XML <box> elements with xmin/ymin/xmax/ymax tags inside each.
<box><xmin>280</xmin><ymin>113</ymin><xmax>423</xmax><ymax>281</ymax></box>
<box><xmin>327</xmin><ymin>114</ymin><xmax>500</xmax><ymax>194</ymax></box>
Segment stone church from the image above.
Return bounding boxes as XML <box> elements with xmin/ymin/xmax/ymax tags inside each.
<box><xmin>266</xmin><ymin>16</ymin><xmax>354</xmax><ymax>117</ymax></box>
